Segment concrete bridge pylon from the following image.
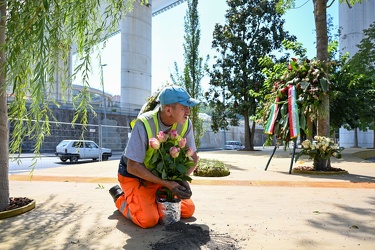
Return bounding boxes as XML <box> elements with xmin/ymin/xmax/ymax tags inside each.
<box><xmin>65</xmin><ymin>0</ymin><xmax>187</xmax><ymax>114</ymax></box>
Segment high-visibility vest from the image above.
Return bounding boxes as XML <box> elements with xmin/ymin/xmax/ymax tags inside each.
<box><xmin>131</xmin><ymin>109</ymin><xmax>189</xmax><ymax>170</ymax></box>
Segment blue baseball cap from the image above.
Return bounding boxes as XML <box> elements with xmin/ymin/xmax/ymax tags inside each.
<box><xmin>158</xmin><ymin>86</ymin><xmax>200</xmax><ymax>107</ymax></box>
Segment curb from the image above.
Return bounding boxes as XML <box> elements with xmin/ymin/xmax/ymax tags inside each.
<box><xmin>0</xmin><ymin>199</ymin><xmax>36</xmax><ymax>220</ymax></box>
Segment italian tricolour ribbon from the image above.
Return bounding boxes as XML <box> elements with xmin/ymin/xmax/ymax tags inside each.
<box><xmin>288</xmin><ymin>85</ymin><xmax>300</xmax><ymax>139</ymax></box>
<box><xmin>264</xmin><ymin>97</ymin><xmax>279</xmax><ymax>135</ymax></box>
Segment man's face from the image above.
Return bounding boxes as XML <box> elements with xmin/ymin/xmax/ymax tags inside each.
<box><xmin>167</xmin><ymin>103</ymin><xmax>191</xmax><ymax>124</ymax></box>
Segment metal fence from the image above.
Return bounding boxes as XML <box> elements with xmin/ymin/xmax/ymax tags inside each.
<box><xmin>12</xmin><ymin>120</ymin><xmax>131</xmax><ymax>154</ymax></box>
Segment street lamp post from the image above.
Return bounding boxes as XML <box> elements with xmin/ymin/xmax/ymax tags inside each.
<box><xmin>101</xmin><ymin>63</ymin><xmax>108</xmax><ymax>146</ymax></box>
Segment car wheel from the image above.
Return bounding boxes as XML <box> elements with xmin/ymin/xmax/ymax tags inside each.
<box><xmin>70</xmin><ymin>156</ymin><xmax>78</xmax><ymax>162</ymax></box>
<box><xmin>92</xmin><ymin>158</ymin><xmax>97</xmax><ymax>161</ymax></box>
<box><xmin>60</xmin><ymin>157</ymin><xmax>67</xmax><ymax>162</ymax></box>
<box><xmin>102</xmin><ymin>155</ymin><xmax>108</xmax><ymax>161</ymax></box>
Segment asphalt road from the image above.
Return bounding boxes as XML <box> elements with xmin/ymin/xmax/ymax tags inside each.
<box><xmin>8</xmin><ymin>152</ymin><xmax>123</xmax><ymax>174</ymax></box>
<box><xmin>7</xmin><ymin>147</ymin><xmax>255</xmax><ymax>174</ymax></box>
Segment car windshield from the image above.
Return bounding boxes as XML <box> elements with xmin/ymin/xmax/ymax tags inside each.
<box><xmin>57</xmin><ymin>140</ymin><xmax>70</xmax><ymax>147</ymax></box>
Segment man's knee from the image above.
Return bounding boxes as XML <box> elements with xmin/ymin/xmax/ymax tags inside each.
<box><xmin>134</xmin><ymin>213</ymin><xmax>159</xmax><ymax>229</ymax></box>
<box><xmin>181</xmin><ymin>199</ymin><xmax>195</xmax><ymax>218</ymax></box>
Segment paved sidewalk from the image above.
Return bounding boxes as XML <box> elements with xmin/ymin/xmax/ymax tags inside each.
<box><xmin>1</xmin><ymin>147</ymin><xmax>375</xmax><ymax>249</ymax></box>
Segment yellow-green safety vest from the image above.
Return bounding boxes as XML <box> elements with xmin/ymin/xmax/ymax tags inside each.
<box><xmin>130</xmin><ymin>109</ymin><xmax>189</xmax><ymax>169</ymax></box>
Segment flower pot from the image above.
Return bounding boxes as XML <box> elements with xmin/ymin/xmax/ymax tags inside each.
<box><xmin>157</xmin><ymin>198</ymin><xmax>181</xmax><ymax>225</ymax></box>
<box><xmin>313</xmin><ymin>157</ymin><xmax>330</xmax><ymax>171</ymax></box>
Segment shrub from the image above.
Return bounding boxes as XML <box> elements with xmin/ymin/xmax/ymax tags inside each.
<box><xmin>193</xmin><ymin>158</ymin><xmax>230</xmax><ymax>177</ymax></box>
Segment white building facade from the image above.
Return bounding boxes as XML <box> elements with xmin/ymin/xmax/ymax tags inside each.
<box><xmin>339</xmin><ymin>0</ymin><xmax>375</xmax><ymax>148</ymax></box>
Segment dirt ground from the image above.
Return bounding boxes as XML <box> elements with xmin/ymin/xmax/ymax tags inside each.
<box><xmin>150</xmin><ymin>221</ymin><xmax>240</xmax><ymax>250</ymax></box>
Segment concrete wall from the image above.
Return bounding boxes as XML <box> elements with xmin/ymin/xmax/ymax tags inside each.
<box><xmin>339</xmin><ymin>128</ymin><xmax>374</xmax><ymax>148</ymax></box>
<box><xmin>11</xmin><ymin>107</ymin><xmax>266</xmax><ymax>153</ymax></box>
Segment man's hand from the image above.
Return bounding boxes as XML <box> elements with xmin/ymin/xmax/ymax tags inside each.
<box><xmin>171</xmin><ymin>181</ymin><xmax>192</xmax><ymax>199</ymax></box>
<box><xmin>177</xmin><ymin>180</ymin><xmax>192</xmax><ymax>194</ymax></box>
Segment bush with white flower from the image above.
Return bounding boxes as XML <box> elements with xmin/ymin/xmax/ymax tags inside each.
<box><xmin>295</xmin><ymin>136</ymin><xmax>344</xmax><ymax>163</ymax></box>
<box><xmin>148</xmin><ymin>130</ymin><xmax>195</xmax><ymax>201</ymax></box>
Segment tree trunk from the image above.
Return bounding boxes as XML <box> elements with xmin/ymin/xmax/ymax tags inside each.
<box><xmin>313</xmin><ymin>0</ymin><xmax>331</xmax><ymax>170</ymax></box>
<box><xmin>313</xmin><ymin>157</ymin><xmax>330</xmax><ymax>171</ymax></box>
<box><xmin>353</xmin><ymin>127</ymin><xmax>359</xmax><ymax>147</ymax></box>
<box><xmin>307</xmin><ymin>118</ymin><xmax>313</xmax><ymax>141</ymax></box>
<box><xmin>251</xmin><ymin>120</ymin><xmax>255</xmax><ymax>150</ymax></box>
<box><xmin>313</xmin><ymin>0</ymin><xmax>329</xmax><ymax>62</ymax></box>
<box><xmin>0</xmin><ymin>0</ymin><xmax>9</xmax><ymax>211</ymax></box>
<box><xmin>243</xmin><ymin>109</ymin><xmax>254</xmax><ymax>150</ymax></box>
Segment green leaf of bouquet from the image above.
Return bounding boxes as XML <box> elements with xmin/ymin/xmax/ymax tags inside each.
<box><xmin>157</xmin><ymin>161</ymin><xmax>164</xmax><ymax>173</ymax></box>
<box><xmin>185</xmin><ymin>161</ymin><xmax>195</xmax><ymax>168</ymax></box>
<box><xmin>299</xmin><ymin>112</ymin><xmax>306</xmax><ymax>129</ymax></box>
<box><xmin>280</xmin><ymin>103</ymin><xmax>287</xmax><ymax>117</ymax></box>
<box><xmin>162</xmin><ymin>169</ymin><xmax>167</xmax><ymax>179</ymax></box>
<box><xmin>274</xmin><ymin>123</ymin><xmax>280</xmax><ymax>135</ymax></box>
<box><xmin>151</xmin><ymin>169</ymin><xmax>161</xmax><ymax>178</ymax></box>
<box><xmin>282</xmin><ymin>113</ymin><xmax>289</xmax><ymax>131</ymax></box>
<box><xmin>320</xmin><ymin>77</ymin><xmax>328</xmax><ymax>92</ymax></box>
<box><xmin>300</xmin><ymin>81</ymin><xmax>310</xmax><ymax>91</ymax></box>
<box><xmin>150</xmin><ymin>151</ymin><xmax>159</xmax><ymax>164</ymax></box>
<box><xmin>183</xmin><ymin>176</ymin><xmax>192</xmax><ymax>182</ymax></box>
<box><xmin>176</xmin><ymin>163</ymin><xmax>187</xmax><ymax>173</ymax></box>
<box><xmin>309</xmin><ymin>149</ymin><xmax>318</xmax><ymax>154</ymax></box>
<box><xmin>165</xmin><ymin>154</ymin><xmax>171</xmax><ymax>162</ymax></box>
<box><xmin>294</xmin><ymin>151</ymin><xmax>303</xmax><ymax>162</ymax></box>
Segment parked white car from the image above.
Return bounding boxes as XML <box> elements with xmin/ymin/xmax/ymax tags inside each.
<box><xmin>55</xmin><ymin>140</ymin><xmax>112</xmax><ymax>162</ymax></box>
<box><xmin>224</xmin><ymin>141</ymin><xmax>245</xmax><ymax>150</ymax></box>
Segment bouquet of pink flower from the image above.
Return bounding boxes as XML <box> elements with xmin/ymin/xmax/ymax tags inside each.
<box><xmin>149</xmin><ymin>130</ymin><xmax>195</xmax><ymax>201</ymax></box>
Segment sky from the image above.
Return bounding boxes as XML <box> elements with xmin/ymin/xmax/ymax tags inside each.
<box><xmin>74</xmin><ymin>0</ymin><xmax>338</xmax><ymax>95</ymax></box>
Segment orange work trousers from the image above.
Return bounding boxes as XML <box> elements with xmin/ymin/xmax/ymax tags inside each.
<box><xmin>116</xmin><ymin>174</ymin><xmax>195</xmax><ymax>229</ymax></box>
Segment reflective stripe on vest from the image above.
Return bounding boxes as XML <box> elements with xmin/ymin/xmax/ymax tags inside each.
<box><xmin>132</xmin><ymin>109</ymin><xmax>189</xmax><ymax>169</ymax></box>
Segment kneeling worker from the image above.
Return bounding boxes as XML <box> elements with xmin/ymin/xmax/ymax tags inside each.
<box><xmin>109</xmin><ymin>86</ymin><xmax>199</xmax><ymax>228</ymax></box>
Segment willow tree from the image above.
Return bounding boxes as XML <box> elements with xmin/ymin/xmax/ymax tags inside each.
<box><xmin>0</xmin><ymin>0</ymin><xmax>141</xmax><ymax>211</ymax></box>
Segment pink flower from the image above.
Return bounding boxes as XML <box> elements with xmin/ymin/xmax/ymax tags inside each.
<box><xmin>178</xmin><ymin>138</ymin><xmax>187</xmax><ymax>148</ymax></box>
<box><xmin>157</xmin><ymin>131</ymin><xmax>167</xmax><ymax>143</ymax></box>
<box><xmin>186</xmin><ymin>147</ymin><xmax>194</xmax><ymax>157</ymax></box>
<box><xmin>169</xmin><ymin>146</ymin><xmax>180</xmax><ymax>158</ymax></box>
<box><xmin>149</xmin><ymin>138</ymin><xmax>160</xmax><ymax>150</ymax></box>
<box><xmin>169</xmin><ymin>129</ymin><xmax>178</xmax><ymax>140</ymax></box>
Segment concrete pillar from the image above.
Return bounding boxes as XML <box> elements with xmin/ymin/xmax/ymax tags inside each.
<box><xmin>339</xmin><ymin>0</ymin><xmax>375</xmax><ymax>146</ymax></box>
<box><xmin>339</xmin><ymin>0</ymin><xmax>375</xmax><ymax>56</ymax></box>
<box><xmin>120</xmin><ymin>1</ymin><xmax>152</xmax><ymax>113</ymax></box>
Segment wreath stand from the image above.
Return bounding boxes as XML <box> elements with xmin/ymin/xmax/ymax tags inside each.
<box><xmin>264</xmin><ymin>140</ymin><xmax>297</xmax><ymax>174</ymax></box>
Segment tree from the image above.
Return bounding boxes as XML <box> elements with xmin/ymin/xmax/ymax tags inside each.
<box><xmin>331</xmin><ymin>22</ymin><xmax>375</xmax><ymax>147</ymax></box>
<box><xmin>0</xmin><ymin>0</ymin><xmax>140</xmax><ymax>211</ymax></box>
<box><xmin>277</xmin><ymin>0</ymin><xmax>366</xmax><ymax>138</ymax></box>
<box><xmin>271</xmin><ymin>0</ymin><xmax>367</xmax><ymax>170</ymax></box>
<box><xmin>206</xmin><ymin>0</ymin><xmax>295</xmax><ymax>150</ymax></box>
<box><xmin>170</xmin><ymin>0</ymin><xmax>208</xmax><ymax>149</ymax></box>
<box><xmin>330</xmin><ymin>56</ymin><xmax>374</xmax><ymax>135</ymax></box>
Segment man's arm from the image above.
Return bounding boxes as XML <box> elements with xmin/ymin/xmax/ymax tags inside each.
<box><xmin>127</xmin><ymin>158</ymin><xmax>181</xmax><ymax>192</ymax></box>
<box><xmin>186</xmin><ymin>152</ymin><xmax>198</xmax><ymax>176</ymax></box>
